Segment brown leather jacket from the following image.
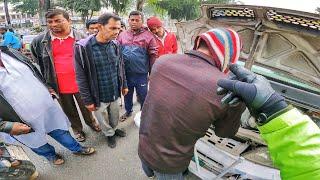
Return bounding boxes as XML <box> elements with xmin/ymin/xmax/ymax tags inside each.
<box><xmin>138</xmin><ymin>50</ymin><xmax>245</xmax><ymax>173</ymax></box>
<box><xmin>30</xmin><ymin>29</ymin><xmax>86</xmax><ymax>92</ymax></box>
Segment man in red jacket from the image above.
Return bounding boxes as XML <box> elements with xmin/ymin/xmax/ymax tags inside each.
<box><xmin>147</xmin><ymin>16</ymin><xmax>178</xmax><ymax>56</ymax></box>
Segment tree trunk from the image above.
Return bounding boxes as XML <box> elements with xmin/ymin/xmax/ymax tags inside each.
<box><xmin>89</xmin><ymin>10</ymin><xmax>94</xmax><ymax>20</ymax></box>
<box><xmin>114</xmin><ymin>8</ymin><xmax>119</xmax><ymax>15</ymax></box>
<box><xmin>81</xmin><ymin>12</ymin><xmax>89</xmax><ymax>24</ymax></box>
<box><xmin>39</xmin><ymin>0</ymin><xmax>51</xmax><ymax>26</ymax></box>
<box><xmin>45</xmin><ymin>0</ymin><xmax>51</xmax><ymax>10</ymax></box>
<box><xmin>4</xmin><ymin>0</ymin><xmax>11</xmax><ymax>25</ymax></box>
<box><xmin>136</xmin><ymin>0</ymin><xmax>145</xmax><ymax>11</ymax></box>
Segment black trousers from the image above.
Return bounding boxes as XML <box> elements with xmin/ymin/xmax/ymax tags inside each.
<box><xmin>59</xmin><ymin>93</ymin><xmax>94</xmax><ymax>134</ymax></box>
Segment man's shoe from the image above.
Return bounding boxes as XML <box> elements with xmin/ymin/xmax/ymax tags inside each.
<box><xmin>115</xmin><ymin>129</ymin><xmax>126</xmax><ymax>137</ymax></box>
<box><xmin>74</xmin><ymin>131</ymin><xmax>86</xmax><ymax>142</ymax></box>
<box><xmin>90</xmin><ymin>121</ymin><xmax>102</xmax><ymax>132</ymax></box>
<box><xmin>73</xmin><ymin>147</ymin><xmax>95</xmax><ymax>155</ymax></box>
<box><xmin>50</xmin><ymin>154</ymin><xmax>65</xmax><ymax>165</ymax></box>
<box><xmin>107</xmin><ymin>136</ymin><xmax>116</xmax><ymax>148</ymax></box>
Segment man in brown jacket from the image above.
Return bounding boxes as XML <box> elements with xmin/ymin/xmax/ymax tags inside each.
<box><xmin>138</xmin><ymin>28</ymin><xmax>244</xmax><ymax>179</ymax></box>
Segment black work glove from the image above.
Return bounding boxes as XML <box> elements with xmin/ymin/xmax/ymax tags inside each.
<box><xmin>217</xmin><ymin>64</ymin><xmax>288</xmax><ymax>124</ymax></box>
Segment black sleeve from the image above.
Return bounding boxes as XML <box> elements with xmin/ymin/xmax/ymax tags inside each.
<box><xmin>119</xmin><ymin>45</ymin><xmax>127</xmax><ymax>89</ymax></box>
<box><xmin>74</xmin><ymin>45</ymin><xmax>94</xmax><ymax>105</ymax></box>
<box><xmin>30</xmin><ymin>38</ymin><xmax>44</xmax><ymax>77</ymax></box>
<box><xmin>30</xmin><ymin>37</ymin><xmax>53</xmax><ymax>90</ymax></box>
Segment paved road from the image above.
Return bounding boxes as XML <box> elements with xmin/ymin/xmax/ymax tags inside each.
<box><xmin>23</xmin><ymin>100</ymin><xmax>200</xmax><ymax>180</ymax></box>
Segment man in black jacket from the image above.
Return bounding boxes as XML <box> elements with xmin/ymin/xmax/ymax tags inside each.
<box><xmin>30</xmin><ymin>9</ymin><xmax>100</xmax><ymax>142</ymax></box>
<box><xmin>74</xmin><ymin>13</ymin><xmax>128</xmax><ymax>148</ymax></box>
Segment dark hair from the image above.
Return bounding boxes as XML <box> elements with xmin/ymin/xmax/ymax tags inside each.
<box><xmin>86</xmin><ymin>19</ymin><xmax>98</xmax><ymax>29</ymax></box>
<box><xmin>98</xmin><ymin>13</ymin><xmax>121</xmax><ymax>26</ymax></box>
<box><xmin>45</xmin><ymin>9</ymin><xmax>70</xmax><ymax>20</ymax></box>
<box><xmin>8</xmin><ymin>28</ymin><xmax>14</xmax><ymax>33</ymax></box>
<box><xmin>198</xmin><ymin>39</ymin><xmax>208</xmax><ymax>49</ymax></box>
<box><xmin>129</xmin><ymin>11</ymin><xmax>144</xmax><ymax>21</ymax></box>
<box><xmin>121</xmin><ymin>20</ymin><xmax>126</xmax><ymax>27</ymax></box>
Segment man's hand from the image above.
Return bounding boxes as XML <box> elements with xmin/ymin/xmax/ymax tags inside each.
<box><xmin>122</xmin><ymin>88</ymin><xmax>129</xmax><ymax>96</ymax></box>
<box><xmin>48</xmin><ymin>88</ymin><xmax>59</xmax><ymax>99</ymax></box>
<box><xmin>10</xmin><ymin>123</ymin><xmax>31</xmax><ymax>135</ymax></box>
<box><xmin>86</xmin><ymin>104</ymin><xmax>97</xmax><ymax>112</ymax></box>
<box><xmin>217</xmin><ymin>64</ymin><xmax>287</xmax><ymax>121</ymax></box>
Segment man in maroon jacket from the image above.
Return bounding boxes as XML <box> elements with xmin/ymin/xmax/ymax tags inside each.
<box><xmin>138</xmin><ymin>28</ymin><xmax>244</xmax><ymax>179</ymax></box>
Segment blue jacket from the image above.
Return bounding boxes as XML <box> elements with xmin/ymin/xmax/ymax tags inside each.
<box><xmin>117</xmin><ymin>27</ymin><xmax>158</xmax><ymax>74</ymax></box>
<box><xmin>1</xmin><ymin>31</ymin><xmax>21</xmax><ymax>49</ymax></box>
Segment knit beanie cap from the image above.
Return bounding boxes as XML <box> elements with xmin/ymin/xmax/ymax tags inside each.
<box><xmin>147</xmin><ymin>16</ymin><xmax>163</xmax><ymax>29</ymax></box>
<box><xmin>194</xmin><ymin>28</ymin><xmax>241</xmax><ymax>73</ymax></box>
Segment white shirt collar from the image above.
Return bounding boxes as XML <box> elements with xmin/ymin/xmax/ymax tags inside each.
<box><xmin>51</xmin><ymin>29</ymin><xmax>74</xmax><ymax>41</ymax></box>
<box><xmin>156</xmin><ymin>31</ymin><xmax>167</xmax><ymax>45</ymax></box>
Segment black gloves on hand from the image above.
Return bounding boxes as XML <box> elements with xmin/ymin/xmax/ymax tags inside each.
<box><xmin>217</xmin><ymin>64</ymin><xmax>288</xmax><ymax>124</ymax></box>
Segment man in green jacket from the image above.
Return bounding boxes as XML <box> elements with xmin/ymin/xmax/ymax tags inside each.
<box><xmin>217</xmin><ymin>64</ymin><xmax>320</xmax><ymax>180</ymax></box>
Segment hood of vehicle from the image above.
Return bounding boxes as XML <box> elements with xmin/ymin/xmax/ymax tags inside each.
<box><xmin>175</xmin><ymin>4</ymin><xmax>320</xmax><ymax>94</ymax></box>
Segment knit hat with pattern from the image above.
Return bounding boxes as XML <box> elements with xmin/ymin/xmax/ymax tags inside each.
<box><xmin>194</xmin><ymin>28</ymin><xmax>241</xmax><ymax>73</ymax></box>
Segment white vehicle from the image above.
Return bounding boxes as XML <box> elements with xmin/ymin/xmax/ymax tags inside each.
<box><xmin>175</xmin><ymin>4</ymin><xmax>320</xmax><ymax>180</ymax></box>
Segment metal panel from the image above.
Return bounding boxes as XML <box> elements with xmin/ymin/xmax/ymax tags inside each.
<box><xmin>269</xmin><ymin>80</ymin><xmax>320</xmax><ymax>112</ymax></box>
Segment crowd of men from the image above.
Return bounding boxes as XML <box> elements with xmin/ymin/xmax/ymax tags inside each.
<box><xmin>1</xmin><ymin>9</ymin><xmax>178</xmax><ymax>168</ymax></box>
<box><xmin>1</xmin><ymin>8</ymin><xmax>320</xmax><ymax>180</ymax></box>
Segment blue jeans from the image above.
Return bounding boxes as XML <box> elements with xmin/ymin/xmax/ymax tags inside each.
<box><xmin>31</xmin><ymin>129</ymin><xmax>82</xmax><ymax>161</ymax></box>
<box><xmin>154</xmin><ymin>172</ymin><xmax>184</xmax><ymax>180</ymax></box>
<box><xmin>141</xmin><ymin>160</ymin><xmax>184</xmax><ymax>180</ymax></box>
<box><xmin>124</xmin><ymin>73</ymin><xmax>148</xmax><ymax>113</ymax></box>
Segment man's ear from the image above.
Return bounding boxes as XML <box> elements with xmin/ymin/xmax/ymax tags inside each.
<box><xmin>97</xmin><ymin>24</ymin><xmax>103</xmax><ymax>31</ymax></box>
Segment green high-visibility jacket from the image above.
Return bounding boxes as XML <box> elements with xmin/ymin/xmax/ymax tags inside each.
<box><xmin>258</xmin><ymin>108</ymin><xmax>320</xmax><ymax>180</ymax></box>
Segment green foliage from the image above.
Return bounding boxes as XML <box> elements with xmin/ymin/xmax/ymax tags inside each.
<box><xmin>9</xmin><ymin>0</ymin><xmax>39</xmax><ymax>16</ymax></box>
<box><xmin>145</xmin><ymin>0</ymin><xmax>168</xmax><ymax>16</ymax></box>
<box><xmin>100</xmin><ymin>0</ymin><xmax>132</xmax><ymax>15</ymax></box>
<box><xmin>58</xmin><ymin>0</ymin><xmax>101</xmax><ymax>22</ymax></box>
<box><xmin>148</xmin><ymin>0</ymin><xmax>232</xmax><ymax>21</ymax></box>
<box><xmin>202</xmin><ymin>0</ymin><xmax>234</xmax><ymax>4</ymax></box>
<box><xmin>108</xmin><ymin>0</ymin><xmax>131</xmax><ymax>14</ymax></box>
<box><xmin>32</xmin><ymin>26</ymin><xmax>44</xmax><ymax>33</ymax></box>
<box><xmin>157</xmin><ymin>0</ymin><xmax>200</xmax><ymax>21</ymax></box>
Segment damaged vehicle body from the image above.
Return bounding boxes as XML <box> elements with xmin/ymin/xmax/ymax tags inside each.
<box><xmin>175</xmin><ymin>4</ymin><xmax>320</xmax><ymax>179</ymax></box>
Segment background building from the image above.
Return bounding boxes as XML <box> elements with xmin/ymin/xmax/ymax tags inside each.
<box><xmin>0</xmin><ymin>4</ymin><xmax>37</xmax><ymax>28</ymax></box>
